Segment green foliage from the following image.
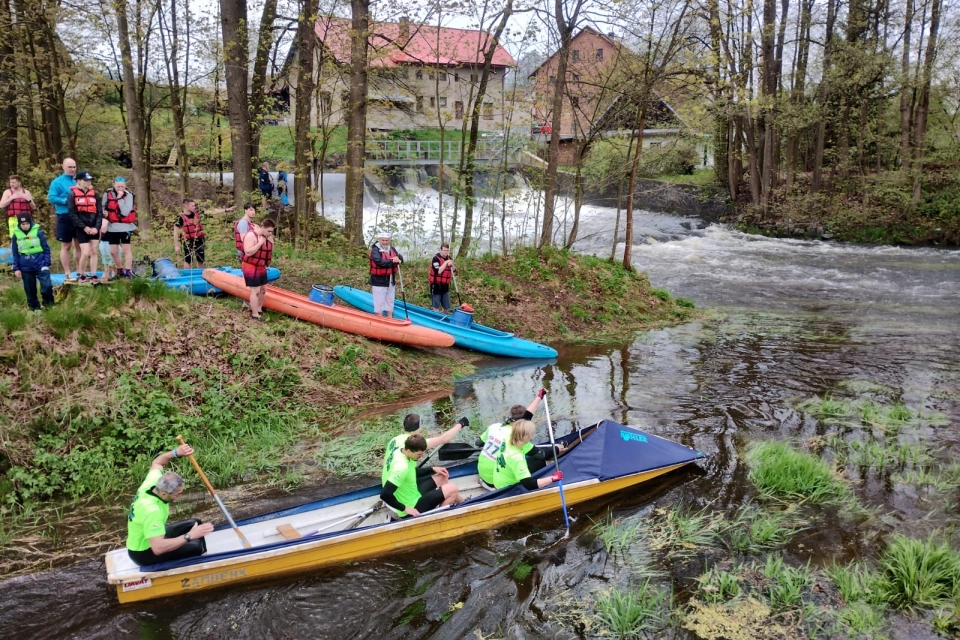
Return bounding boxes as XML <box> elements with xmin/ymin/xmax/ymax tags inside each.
<box><xmin>696</xmin><ymin>566</ymin><xmax>743</xmax><ymax>604</ymax></box>
<box><xmin>762</xmin><ymin>555</ymin><xmax>811</xmax><ymax>611</ymax></box>
<box><xmin>747</xmin><ymin>441</ymin><xmax>853</xmax><ymax>505</ymax></box>
<box><xmin>594</xmin><ymin>580</ymin><xmax>671</xmax><ymax>638</ymax></box>
<box><xmin>512</xmin><ymin>563</ymin><xmax>534</xmax><ymax>580</ymax></box>
<box><xmin>642</xmin><ymin>505</ymin><xmax>723</xmax><ymax>556</ymax></box>
<box><xmin>724</xmin><ymin>505</ymin><xmax>803</xmax><ymax>553</ymax></box>
<box><xmin>876</xmin><ymin>535</ymin><xmax>960</xmax><ymax>610</ymax></box>
<box><xmin>0</xmin><ymin>308</ymin><xmax>29</xmax><ymax>334</ymax></box>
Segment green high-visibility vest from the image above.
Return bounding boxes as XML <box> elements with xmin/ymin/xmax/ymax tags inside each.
<box><xmin>13</xmin><ymin>225</ymin><xmax>42</xmax><ymax>255</ymax></box>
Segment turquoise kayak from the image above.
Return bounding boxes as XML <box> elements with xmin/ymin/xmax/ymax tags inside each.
<box><xmin>0</xmin><ymin>247</ymin><xmax>11</xmax><ymax>265</ymax></box>
<box><xmin>333</xmin><ymin>285</ymin><xmax>557</xmax><ymax>359</ymax></box>
<box><xmin>51</xmin><ymin>266</ymin><xmax>281</xmax><ymax>295</ymax></box>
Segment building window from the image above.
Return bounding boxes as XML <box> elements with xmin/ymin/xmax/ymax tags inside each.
<box><xmin>572</xmin><ymin>74</ymin><xmax>580</xmax><ymax>82</ymax></box>
<box><xmin>439</xmin><ymin>96</ymin><xmax>447</xmax><ymax>107</ymax></box>
<box><xmin>319</xmin><ymin>91</ymin><xmax>332</xmax><ymax>117</ymax></box>
<box><xmin>340</xmin><ymin>90</ymin><xmax>350</xmax><ymax>110</ymax></box>
<box><xmin>429</xmin><ymin>96</ymin><xmax>435</xmax><ymax>108</ymax></box>
<box><xmin>439</xmin><ymin>71</ymin><xmax>447</xmax><ymax>81</ymax></box>
<box><xmin>455</xmin><ymin>101</ymin><xmax>463</xmax><ymax>119</ymax></box>
<box><xmin>454</xmin><ymin>73</ymin><xmax>459</xmax><ymax>82</ymax></box>
<box><xmin>596</xmin><ymin>48</ymin><xmax>604</xmax><ymax>61</ymax></box>
<box><xmin>649</xmin><ymin>141</ymin><xmax>662</xmax><ymax>148</ymax></box>
<box><xmin>483</xmin><ymin>102</ymin><xmax>493</xmax><ymax>121</ymax></box>
<box><xmin>549</xmin><ymin>76</ymin><xmax>556</xmax><ymax>85</ymax></box>
<box><xmin>428</xmin><ymin>70</ymin><xmax>435</xmax><ymax>80</ymax></box>
<box><xmin>416</xmin><ymin>69</ymin><xmax>423</xmax><ymax>80</ymax></box>
<box><xmin>572</xmin><ymin>49</ymin><xmax>580</xmax><ymax>62</ymax></box>
<box><xmin>470</xmin><ymin>73</ymin><xmax>478</xmax><ymax>83</ymax></box>
<box><xmin>416</xmin><ymin>96</ymin><xmax>424</xmax><ymax>113</ymax></box>
<box><xmin>570</xmin><ymin>96</ymin><xmax>579</xmax><ymax>108</ymax></box>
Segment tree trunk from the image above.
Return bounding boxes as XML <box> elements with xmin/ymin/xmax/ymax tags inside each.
<box><xmin>115</xmin><ymin>0</ymin><xmax>152</xmax><ymax>231</ymax></box>
<box><xmin>344</xmin><ymin>0</ymin><xmax>370</xmax><ymax>246</ymax></box>
<box><xmin>911</xmin><ymin>0</ymin><xmax>941</xmax><ymax>202</ymax></box>
<box><xmin>159</xmin><ymin>0</ymin><xmax>190</xmax><ymax>196</ymax></box>
<box><xmin>565</xmin><ymin>154</ymin><xmax>584</xmax><ymax>248</ymax></box>
<box><xmin>898</xmin><ymin>0</ymin><xmax>914</xmax><ymax>172</ymax></box>
<box><xmin>250</xmin><ymin>0</ymin><xmax>278</xmax><ymax>161</ymax></box>
<box><xmin>811</xmin><ymin>0</ymin><xmax>837</xmax><ymax>194</ymax></box>
<box><xmin>457</xmin><ymin>0</ymin><xmax>513</xmax><ymax>259</ymax></box>
<box><xmin>622</xmin><ymin>108</ymin><xmax>647</xmax><ymax>270</ymax></box>
<box><xmin>785</xmin><ymin>0</ymin><xmax>812</xmax><ymax>188</ymax></box>
<box><xmin>0</xmin><ymin>0</ymin><xmax>17</xmax><ymax>177</ymax></box>
<box><xmin>293</xmin><ymin>0</ymin><xmax>319</xmax><ymax>246</ymax></box>
<box><xmin>220</xmin><ymin>0</ymin><xmax>253</xmax><ymax>202</ymax></box>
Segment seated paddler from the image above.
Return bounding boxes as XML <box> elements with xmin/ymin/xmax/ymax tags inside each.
<box><xmin>478</xmin><ymin>389</ymin><xmax>563</xmax><ymax>488</ymax></box>
<box><xmin>491</xmin><ymin>420</ymin><xmax>563</xmax><ymax>491</ymax></box>
<box><xmin>381</xmin><ymin>434</ymin><xmax>461</xmax><ymax>517</ymax></box>
<box><xmin>126</xmin><ymin>442</ymin><xmax>214</xmax><ymax>566</ymax></box>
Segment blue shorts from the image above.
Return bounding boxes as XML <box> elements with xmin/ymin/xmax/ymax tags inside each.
<box><xmin>55</xmin><ymin>215</ymin><xmax>76</xmax><ymax>242</ymax></box>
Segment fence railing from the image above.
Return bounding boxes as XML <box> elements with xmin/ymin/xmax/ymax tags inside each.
<box><xmin>364</xmin><ymin>139</ymin><xmax>509</xmax><ymax>163</ymax></box>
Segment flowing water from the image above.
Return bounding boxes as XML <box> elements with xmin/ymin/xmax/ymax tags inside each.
<box><xmin>3</xmin><ymin>204</ymin><xmax>960</xmax><ymax>639</ymax></box>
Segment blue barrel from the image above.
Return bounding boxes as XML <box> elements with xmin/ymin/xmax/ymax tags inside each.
<box><xmin>309</xmin><ymin>284</ymin><xmax>335</xmax><ymax>306</ymax></box>
<box><xmin>450</xmin><ymin>308</ymin><xmax>473</xmax><ymax>328</ymax></box>
<box><xmin>153</xmin><ymin>257</ymin><xmax>180</xmax><ymax>279</ymax></box>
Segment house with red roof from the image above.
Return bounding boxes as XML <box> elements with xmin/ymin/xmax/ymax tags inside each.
<box><xmin>282</xmin><ymin>16</ymin><xmax>519</xmax><ymax>132</ymax></box>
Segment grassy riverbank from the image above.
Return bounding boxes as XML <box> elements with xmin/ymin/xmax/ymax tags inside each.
<box><xmin>0</xmin><ymin>233</ymin><xmax>694</xmax><ymax>576</ymax></box>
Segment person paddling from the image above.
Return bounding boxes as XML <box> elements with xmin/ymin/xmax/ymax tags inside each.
<box><xmin>384</xmin><ymin>413</ymin><xmax>469</xmax><ymax>466</ymax></box>
<box><xmin>381</xmin><ymin>434</ymin><xmax>460</xmax><ymax>518</ymax></box>
<box><xmin>126</xmin><ymin>441</ymin><xmax>215</xmax><ymax>566</ymax></box>
<box><xmin>490</xmin><ymin>420</ymin><xmax>563</xmax><ymax>491</ymax></box>
<box><xmin>477</xmin><ymin>389</ymin><xmax>556</xmax><ymax>487</ymax></box>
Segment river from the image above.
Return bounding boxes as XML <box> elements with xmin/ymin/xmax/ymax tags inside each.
<box><xmin>3</xmin><ymin>207</ymin><xmax>959</xmax><ymax>639</ymax></box>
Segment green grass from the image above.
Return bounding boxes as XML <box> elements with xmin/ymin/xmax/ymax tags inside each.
<box><xmin>642</xmin><ymin>505</ymin><xmax>723</xmax><ymax>557</ymax></box>
<box><xmin>877</xmin><ymin>535</ymin><xmax>960</xmax><ymax>610</ymax></box>
<box><xmin>594</xmin><ymin>580</ymin><xmax>671</xmax><ymax>638</ymax></box>
<box><xmin>0</xmin><ymin>307</ymin><xmax>29</xmax><ymax>334</ymax></box>
<box><xmin>656</xmin><ymin>168</ymin><xmax>718</xmax><ymax>186</ymax></box>
<box><xmin>696</xmin><ymin>565</ymin><xmax>743</xmax><ymax>604</ymax></box>
<box><xmin>723</xmin><ymin>505</ymin><xmax>804</xmax><ymax>553</ymax></box>
<box><xmin>747</xmin><ymin>441</ymin><xmax>853</xmax><ymax>505</ymax></box>
<box><xmin>763</xmin><ymin>555</ymin><xmax>812</xmax><ymax>611</ymax></box>
<box><xmin>312</xmin><ymin>417</ymin><xmax>397</xmax><ymax>476</ymax></box>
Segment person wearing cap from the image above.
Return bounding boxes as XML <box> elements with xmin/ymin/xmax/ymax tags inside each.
<box><xmin>67</xmin><ymin>170</ymin><xmax>103</xmax><ymax>284</ymax></box>
<box><xmin>369</xmin><ymin>231</ymin><xmax>403</xmax><ymax>317</ymax></box>
<box><xmin>1</xmin><ymin>175</ymin><xmax>38</xmax><ymax>239</ymax></box>
<box><xmin>10</xmin><ymin>213</ymin><xmax>54</xmax><ymax>311</ymax></box>
<box><xmin>47</xmin><ymin>158</ymin><xmax>79</xmax><ymax>280</ymax></box>
<box><xmin>429</xmin><ymin>242</ymin><xmax>455</xmax><ymax>313</ymax></box>
<box><xmin>100</xmin><ymin>177</ymin><xmax>136</xmax><ymax>279</ymax></box>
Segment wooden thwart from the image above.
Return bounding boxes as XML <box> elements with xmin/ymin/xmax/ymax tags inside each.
<box><xmin>276</xmin><ymin>524</ymin><xmax>302</xmax><ymax>540</ymax></box>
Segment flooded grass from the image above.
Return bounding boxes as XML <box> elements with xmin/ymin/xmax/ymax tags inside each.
<box><xmin>877</xmin><ymin>535</ymin><xmax>960</xmax><ymax>611</ymax></box>
<box><xmin>722</xmin><ymin>505</ymin><xmax>804</xmax><ymax>553</ymax></box>
<box><xmin>641</xmin><ymin>505</ymin><xmax>724</xmax><ymax>557</ymax></box>
<box><xmin>593</xmin><ymin>579</ymin><xmax>673</xmax><ymax>638</ymax></box>
<box><xmin>747</xmin><ymin>441</ymin><xmax>854</xmax><ymax>506</ymax></box>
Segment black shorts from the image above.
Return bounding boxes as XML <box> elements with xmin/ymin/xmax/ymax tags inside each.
<box><xmin>104</xmin><ymin>231</ymin><xmax>133</xmax><ymax>245</ymax></box>
<box><xmin>241</xmin><ymin>264</ymin><xmax>269</xmax><ymax>287</ymax></box>
<box><xmin>80</xmin><ymin>231</ymin><xmax>100</xmax><ymax>244</ymax></box>
<box><xmin>260</xmin><ymin>188</ymin><xmax>273</xmax><ymax>197</ymax></box>
<box><xmin>181</xmin><ymin>237</ymin><xmax>205</xmax><ymax>264</ymax></box>
<box><xmin>414</xmin><ymin>477</ymin><xmax>445</xmax><ymax>513</ymax></box>
<box><xmin>55</xmin><ymin>215</ymin><xmax>76</xmax><ymax>242</ymax></box>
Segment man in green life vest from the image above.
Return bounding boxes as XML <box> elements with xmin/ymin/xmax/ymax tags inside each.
<box><xmin>126</xmin><ymin>442</ymin><xmax>215</xmax><ymax>566</ymax></box>
<box><xmin>380</xmin><ymin>434</ymin><xmax>461</xmax><ymax>517</ymax></box>
<box><xmin>11</xmin><ymin>213</ymin><xmax>54</xmax><ymax>311</ymax></box>
<box><xmin>383</xmin><ymin>413</ymin><xmax>469</xmax><ymax>468</ymax></box>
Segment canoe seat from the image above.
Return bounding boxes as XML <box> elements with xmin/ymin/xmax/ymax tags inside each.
<box><xmin>275</xmin><ymin>523</ymin><xmax>302</xmax><ymax>540</ymax></box>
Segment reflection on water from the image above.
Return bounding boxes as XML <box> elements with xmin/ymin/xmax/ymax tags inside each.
<box><xmin>3</xmin><ymin>213</ymin><xmax>959</xmax><ymax>639</ymax></box>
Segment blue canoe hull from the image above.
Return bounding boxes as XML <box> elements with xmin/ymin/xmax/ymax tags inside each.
<box><xmin>50</xmin><ymin>267</ymin><xmax>280</xmax><ymax>295</ymax></box>
<box><xmin>333</xmin><ymin>285</ymin><xmax>557</xmax><ymax>358</ymax></box>
<box><xmin>0</xmin><ymin>247</ymin><xmax>11</xmax><ymax>265</ymax></box>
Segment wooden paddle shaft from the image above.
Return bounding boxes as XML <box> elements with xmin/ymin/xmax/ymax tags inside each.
<box><xmin>175</xmin><ymin>435</ymin><xmax>252</xmax><ymax>548</ymax></box>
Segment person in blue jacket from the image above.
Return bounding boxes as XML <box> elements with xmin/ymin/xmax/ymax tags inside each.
<box><xmin>47</xmin><ymin>157</ymin><xmax>79</xmax><ymax>280</ymax></box>
<box><xmin>11</xmin><ymin>213</ymin><xmax>55</xmax><ymax>311</ymax></box>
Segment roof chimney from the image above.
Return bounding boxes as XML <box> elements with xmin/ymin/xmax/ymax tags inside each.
<box><xmin>399</xmin><ymin>17</ymin><xmax>411</xmax><ymax>46</ymax></box>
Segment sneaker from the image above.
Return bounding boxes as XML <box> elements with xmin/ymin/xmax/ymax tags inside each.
<box><xmin>77</xmin><ymin>275</ymin><xmax>89</xmax><ymax>284</ymax></box>
<box><xmin>65</xmin><ymin>273</ymin><xmax>78</xmax><ymax>283</ymax></box>
<box><xmin>89</xmin><ymin>275</ymin><xmax>101</xmax><ymax>285</ymax></box>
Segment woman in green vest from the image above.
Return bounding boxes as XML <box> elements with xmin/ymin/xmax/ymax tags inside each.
<box><xmin>491</xmin><ymin>420</ymin><xmax>563</xmax><ymax>490</ymax></box>
<box><xmin>10</xmin><ymin>213</ymin><xmax>54</xmax><ymax>311</ymax></box>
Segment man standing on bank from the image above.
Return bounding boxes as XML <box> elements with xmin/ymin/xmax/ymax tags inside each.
<box><xmin>101</xmin><ymin>177</ymin><xmax>137</xmax><ymax>278</ymax></box>
<box><xmin>47</xmin><ymin>158</ymin><xmax>79</xmax><ymax>280</ymax></box>
<box><xmin>67</xmin><ymin>170</ymin><xmax>103</xmax><ymax>284</ymax></box>
<box><xmin>174</xmin><ymin>199</ymin><xmax>235</xmax><ymax>269</ymax></box>
<box><xmin>369</xmin><ymin>231</ymin><xmax>403</xmax><ymax>318</ymax></box>
<box><xmin>429</xmin><ymin>242</ymin><xmax>455</xmax><ymax>313</ymax></box>
<box><xmin>126</xmin><ymin>442</ymin><xmax>215</xmax><ymax>567</ymax></box>
<box><xmin>1</xmin><ymin>175</ymin><xmax>38</xmax><ymax>239</ymax></box>
<box><xmin>241</xmin><ymin>218</ymin><xmax>275</xmax><ymax>321</ymax></box>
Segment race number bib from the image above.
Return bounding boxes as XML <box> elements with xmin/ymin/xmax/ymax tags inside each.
<box><xmin>480</xmin><ymin>424</ymin><xmax>505</xmax><ymax>461</ymax></box>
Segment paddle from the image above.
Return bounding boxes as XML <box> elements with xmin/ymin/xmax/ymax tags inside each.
<box><xmin>176</xmin><ymin>435</ymin><xmax>252</xmax><ymax>549</ymax></box>
<box><xmin>395</xmin><ymin>261</ymin><xmax>408</xmax><ymax>315</ymax></box>
<box><xmin>451</xmin><ymin>267</ymin><xmax>463</xmax><ymax>307</ymax></box>
<box><xmin>542</xmin><ymin>396</ymin><xmax>571</xmax><ymax>533</ymax></box>
<box><xmin>437</xmin><ymin>442</ymin><xmax>483</xmax><ymax>462</ymax></box>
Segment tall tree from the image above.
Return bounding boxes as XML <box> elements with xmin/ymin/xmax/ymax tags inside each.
<box><xmin>114</xmin><ymin>0</ymin><xmax>153</xmax><ymax>230</ymax></box>
<box><xmin>293</xmin><ymin>0</ymin><xmax>319</xmax><ymax>244</ymax></box>
<box><xmin>157</xmin><ymin>0</ymin><xmax>190</xmax><ymax>196</ymax></box>
<box><xmin>0</xmin><ymin>0</ymin><xmax>18</xmax><ymax>177</ymax></box>
<box><xmin>250</xmin><ymin>0</ymin><xmax>279</xmax><ymax>161</ymax></box>
<box><xmin>344</xmin><ymin>0</ymin><xmax>370</xmax><ymax>246</ymax></box>
<box><xmin>220</xmin><ymin>0</ymin><xmax>253</xmax><ymax>201</ymax></box>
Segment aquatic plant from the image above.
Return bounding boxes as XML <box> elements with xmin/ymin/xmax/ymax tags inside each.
<box><xmin>724</xmin><ymin>505</ymin><xmax>804</xmax><ymax>553</ymax></box>
<box><xmin>589</xmin><ymin>513</ymin><xmax>641</xmax><ymax>556</ymax></box>
<box><xmin>835</xmin><ymin>601</ymin><xmax>886</xmax><ymax>639</ymax></box>
<box><xmin>826</xmin><ymin>562</ymin><xmax>881</xmax><ymax>605</ymax></box>
<box><xmin>747</xmin><ymin>441</ymin><xmax>853</xmax><ymax>505</ymax></box>
<box><xmin>642</xmin><ymin>505</ymin><xmax>723</xmax><ymax>557</ymax></box>
<box><xmin>877</xmin><ymin>535</ymin><xmax>960</xmax><ymax>610</ymax></box>
<box><xmin>594</xmin><ymin>579</ymin><xmax>671</xmax><ymax>638</ymax></box>
<box><xmin>696</xmin><ymin>566</ymin><xmax>743</xmax><ymax>604</ymax></box>
<box><xmin>763</xmin><ymin>555</ymin><xmax>811</xmax><ymax>611</ymax></box>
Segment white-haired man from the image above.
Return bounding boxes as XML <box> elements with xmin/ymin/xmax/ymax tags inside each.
<box><xmin>369</xmin><ymin>231</ymin><xmax>403</xmax><ymax>318</ymax></box>
<box><xmin>126</xmin><ymin>442</ymin><xmax>214</xmax><ymax>566</ymax></box>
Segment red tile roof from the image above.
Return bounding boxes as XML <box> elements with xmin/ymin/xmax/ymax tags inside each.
<box><xmin>315</xmin><ymin>17</ymin><xmax>516</xmax><ymax>68</ymax></box>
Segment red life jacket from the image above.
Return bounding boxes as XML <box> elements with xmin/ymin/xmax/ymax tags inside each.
<box><xmin>428</xmin><ymin>253</ymin><xmax>453</xmax><ymax>285</ymax></box>
<box><xmin>70</xmin><ymin>186</ymin><xmax>98</xmax><ymax>214</ymax></box>
<box><xmin>179</xmin><ymin>212</ymin><xmax>204</xmax><ymax>240</ymax></box>
<box><xmin>5</xmin><ymin>197</ymin><xmax>32</xmax><ymax>218</ymax></box>
<box><xmin>369</xmin><ymin>245</ymin><xmax>398</xmax><ymax>277</ymax></box>
<box><xmin>241</xmin><ymin>230</ymin><xmax>273</xmax><ymax>268</ymax></box>
<box><xmin>105</xmin><ymin>189</ymin><xmax>136</xmax><ymax>224</ymax></box>
<box><xmin>233</xmin><ymin>219</ymin><xmax>251</xmax><ymax>252</ymax></box>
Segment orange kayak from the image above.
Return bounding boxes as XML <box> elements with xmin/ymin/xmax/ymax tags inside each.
<box><xmin>202</xmin><ymin>270</ymin><xmax>455</xmax><ymax>348</ymax></box>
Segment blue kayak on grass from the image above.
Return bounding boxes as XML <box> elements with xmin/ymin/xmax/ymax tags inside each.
<box><xmin>333</xmin><ymin>285</ymin><xmax>558</xmax><ymax>359</ymax></box>
<box><xmin>50</xmin><ymin>266</ymin><xmax>281</xmax><ymax>295</ymax></box>
<box><xmin>0</xmin><ymin>247</ymin><xmax>11</xmax><ymax>265</ymax></box>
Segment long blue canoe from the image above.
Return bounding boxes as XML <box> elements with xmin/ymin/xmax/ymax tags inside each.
<box><xmin>50</xmin><ymin>266</ymin><xmax>280</xmax><ymax>295</ymax></box>
<box><xmin>333</xmin><ymin>285</ymin><xmax>558</xmax><ymax>358</ymax></box>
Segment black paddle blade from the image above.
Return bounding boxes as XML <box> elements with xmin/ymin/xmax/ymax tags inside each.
<box><xmin>437</xmin><ymin>443</ymin><xmax>482</xmax><ymax>461</ymax></box>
